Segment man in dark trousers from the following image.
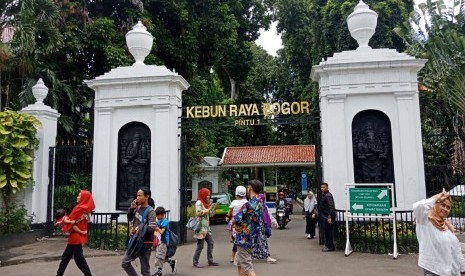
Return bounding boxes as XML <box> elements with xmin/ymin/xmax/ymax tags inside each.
<box><xmin>320</xmin><ymin>182</ymin><xmax>335</xmax><ymax>252</ymax></box>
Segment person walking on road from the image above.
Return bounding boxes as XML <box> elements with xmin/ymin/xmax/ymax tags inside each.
<box><xmin>252</xmin><ymin>193</ymin><xmax>277</xmax><ymax>264</ymax></box>
<box><xmin>320</xmin><ymin>183</ymin><xmax>335</xmax><ymax>252</ymax></box>
<box><xmin>226</xmin><ymin>186</ymin><xmax>249</xmax><ymax>263</ymax></box>
<box><xmin>413</xmin><ymin>189</ymin><xmax>465</xmax><ymax>276</ymax></box>
<box><xmin>56</xmin><ymin>190</ymin><xmax>95</xmax><ymax>276</ymax></box>
<box><xmin>192</xmin><ymin>188</ymin><xmax>219</xmax><ymax>268</ymax></box>
<box><xmin>121</xmin><ymin>187</ymin><xmax>157</xmax><ymax>276</ymax></box>
<box><xmin>233</xmin><ymin>179</ymin><xmax>264</xmax><ymax>276</ymax></box>
<box><xmin>303</xmin><ymin>191</ymin><xmax>317</xmax><ymax>239</ymax></box>
<box><xmin>152</xmin><ymin>206</ymin><xmax>177</xmax><ymax>276</ymax></box>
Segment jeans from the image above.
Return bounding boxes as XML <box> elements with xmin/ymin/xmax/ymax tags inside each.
<box><xmin>121</xmin><ymin>244</ymin><xmax>152</xmax><ymax>276</ymax></box>
<box><xmin>193</xmin><ymin>233</ymin><xmax>214</xmax><ymax>264</ymax></box>
<box><xmin>56</xmin><ymin>244</ymin><xmax>92</xmax><ymax>276</ymax></box>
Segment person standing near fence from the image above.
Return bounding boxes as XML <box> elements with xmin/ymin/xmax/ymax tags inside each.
<box><xmin>303</xmin><ymin>191</ymin><xmax>317</xmax><ymax>239</ymax></box>
<box><xmin>121</xmin><ymin>187</ymin><xmax>156</xmax><ymax>276</ymax></box>
<box><xmin>319</xmin><ymin>183</ymin><xmax>335</xmax><ymax>252</ymax></box>
<box><xmin>192</xmin><ymin>188</ymin><xmax>219</xmax><ymax>268</ymax></box>
<box><xmin>56</xmin><ymin>190</ymin><xmax>95</xmax><ymax>276</ymax></box>
<box><xmin>413</xmin><ymin>189</ymin><xmax>465</xmax><ymax>276</ymax></box>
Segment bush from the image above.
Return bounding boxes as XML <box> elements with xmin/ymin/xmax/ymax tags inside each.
<box><xmin>54</xmin><ymin>173</ymin><xmax>91</xmax><ymax>213</ymax></box>
<box><xmin>88</xmin><ymin>222</ymin><xmax>129</xmax><ymax>250</ymax></box>
<box><xmin>0</xmin><ymin>204</ymin><xmax>31</xmax><ymax>235</ymax></box>
<box><xmin>336</xmin><ymin>219</ymin><xmax>418</xmax><ymax>254</ymax></box>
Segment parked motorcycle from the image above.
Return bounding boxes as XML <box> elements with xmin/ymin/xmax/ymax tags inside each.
<box><xmin>276</xmin><ymin>207</ymin><xmax>287</xmax><ymax>229</ymax></box>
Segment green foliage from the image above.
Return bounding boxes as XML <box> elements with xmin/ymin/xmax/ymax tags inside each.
<box><xmin>451</xmin><ymin>196</ymin><xmax>465</xmax><ymax>217</ymax></box>
<box><xmin>0</xmin><ymin>204</ymin><xmax>32</xmax><ymax>235</ymax></box>
<box><xmin>0</xmin><ymin>110</ymin><xmax>40</xmax><ymax>208</ymax></box>
<box><xmin>54</xmin><ymin>173</ymin><xmax>91</xmax><ymax>214</ymax></box>
<box><xmin>88</xmin><ymin>222</ymin><xmax>128</xmax><ymax>250</ymax></box>
<box><xmin>336</xmin><ymin>220</ymin><xmax>418</xmax><ymax>254</ymax></box>
<box><xmin>397</xmin><ymin>0</ymin><xmax>465</xmax><ymax>130</ymax></box>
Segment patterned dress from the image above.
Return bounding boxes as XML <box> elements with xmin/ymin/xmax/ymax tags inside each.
<box><xmin>252</xmin><ymin>220</ymin><xmax>270</xmax><ymax>259</ymax></box>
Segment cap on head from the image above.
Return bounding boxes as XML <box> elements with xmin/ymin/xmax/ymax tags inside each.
<box><xmin>235</xmin><ymin>185</ymin><xmax>246</xmax><ymax>197</ymax></box>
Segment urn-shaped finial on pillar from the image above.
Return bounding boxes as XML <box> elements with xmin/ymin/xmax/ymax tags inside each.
<box><xmin>125</xmin><ymin>21</ymin><xmax>154</xmax><ymax>65</ymax></box>
<box><xmin>32</xmin><ymin>78</ymin><xmax>48</xmax><ymax>104</ymax></box>
<box><xmin>347</xmin><ymin>0</ymin><xmax>378</xmax><ymax>49</ymax></box>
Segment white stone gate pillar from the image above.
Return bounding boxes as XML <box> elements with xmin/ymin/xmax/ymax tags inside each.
<box><xmin>311</xmin><ymin>1</ymin><xmax>427</xmax><ymax>210</ymax></box>
<box><xmin>85</xmin><ymin>22</ymin><xmax>189</xmax><ymax>225</ymax></box>
<box><xmin>20</xmin><ymin>79</ymin><xmax>60</xmax><ymax>223</ymax></box>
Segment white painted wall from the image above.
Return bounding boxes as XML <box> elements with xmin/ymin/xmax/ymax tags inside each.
<box><xmin>192</xmin><ymin>157</ymin><xmax>222</xmax><ymax>199</ymax></box>
<box><xmin>20</xmin><ymin>88</ymin><xmax>60</xmax><ymax>223</ymax></box>
<box><xmin>86</xmin><ymin>64</ymin><xmax>189</xmax><ymax>222</ymax></box>
<box><xmin>312</xmin><ymin>48</ymin><xmax>427</xmax><ymax>211</ymax></box>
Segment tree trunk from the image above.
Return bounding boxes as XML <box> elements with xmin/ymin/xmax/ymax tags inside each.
<box><xmin>229</xmin><ymin>76</ymin><xmax>237</xmax><ymax>100</ymax></box>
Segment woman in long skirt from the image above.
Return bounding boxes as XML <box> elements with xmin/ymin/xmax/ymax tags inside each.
<box><xmin>252</xmin><ymin>194</ymin><xmax>277</xmax><ymax>264</ymax></box>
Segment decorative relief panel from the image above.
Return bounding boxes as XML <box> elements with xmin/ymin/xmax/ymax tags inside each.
<box><xmin>116</xmin><ymin>122</ymin><xmax>151</xmax><ymax>210</ymax></box>
<box><xmin>352</xmin><ymin>110</ymin><xmax>394</xmax><ymax>184</ymax></box>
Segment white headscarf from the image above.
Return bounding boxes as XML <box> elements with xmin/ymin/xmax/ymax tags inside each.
<box><xmin>304</xmin><ymin>192</ymin><xmax>316</xmax><ymax>213</ymax></box>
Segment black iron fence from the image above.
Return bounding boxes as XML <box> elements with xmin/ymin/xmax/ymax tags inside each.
<box><xmin>423</xmin><ymin>133</ymin><xmax>465</xmax><ymax>197</ymax></box>
<box><xmin>87</xmin><ymin>211</ymin><xmax>171</xmax><ymax>251</ymax></box>
<box><xmin>47</xmin><ymin>145</ymin><xmax>93</xmax><ymax>236</ymax></box>
<box><xmin>333</xmin><ymin>210</ymin><xmax>417</xmax><ymax>254</ymax></box>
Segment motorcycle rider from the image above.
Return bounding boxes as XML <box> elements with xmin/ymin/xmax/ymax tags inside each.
<box><xmin>275</xmin><ymin>192</ymin><xmax>290</xmax><ymax>222</ymax></box>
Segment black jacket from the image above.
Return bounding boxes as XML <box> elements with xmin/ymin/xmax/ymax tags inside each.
<box><xmin>320</xmin><ymin>191</ymin><xmax>335</xmax><ymax>220</ymax></box>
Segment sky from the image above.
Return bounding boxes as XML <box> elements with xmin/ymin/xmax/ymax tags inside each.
<box><xmin>255</xmin><ymin>0</ymin><xmax>448</xmax><ymax>57</ymax></box>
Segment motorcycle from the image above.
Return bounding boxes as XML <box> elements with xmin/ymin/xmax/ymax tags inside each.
<box><xmin>285</xmin><ymin>197</ymin><xmax>293</xmax><ymax>215</ymax></box>
<box><xmin>276</xmin><ymin>207</ymin><xmax>287</xmax><ymax>229</ymax></box>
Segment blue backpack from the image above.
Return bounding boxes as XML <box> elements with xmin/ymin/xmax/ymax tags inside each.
<box><xmin>126</xmin><ymin>206</ymin><xmax>153</xmax><ymax>258</ymax></box>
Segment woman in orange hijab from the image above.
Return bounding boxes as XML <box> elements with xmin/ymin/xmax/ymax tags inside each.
<box><xmin>192</xmin><ymin>188</ymin><xmax>219</xmax><ymax>267</ymax></box>
<box><xmin>57</xmin><ymin>190</ymin><xmax>95</xmax><ymax>276</ymax></box>
<box><xmin>413</xmin><ymin>189</ymin><xmax>465</xmax><ymax>275</ymax></box>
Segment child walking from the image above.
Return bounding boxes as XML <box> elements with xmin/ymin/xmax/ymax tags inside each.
<box><xmin>153</xmin><ymin>206</ymin><xmax>177</xmax><ymax>276</ymax></box>
<box><xmin>226</xmin><ymin>186</ymin><xmax>248</xmax><ymax>263</ymax></box>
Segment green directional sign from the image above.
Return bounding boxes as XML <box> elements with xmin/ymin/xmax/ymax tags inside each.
<box><xmin>349</xmin><ymin>187</ymin><xmax>391</xmax><ymax>214</ymax></box>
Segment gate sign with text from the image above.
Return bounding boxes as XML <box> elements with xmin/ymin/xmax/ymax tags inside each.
<box><xmin>349</xmin><ymin>187</ymin><xmax>391</xmax><ymax>214</ymax></box>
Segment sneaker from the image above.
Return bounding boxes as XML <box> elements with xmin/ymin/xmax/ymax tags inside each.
<box><xmin>266</xmin><ymin>256</ymin><xmax>277</xmax><ymax>264</ymax></box>
<box><xmin>322</xmin><ymin>247</ymin><xmax>335</xmax><ymax>252</ymax></box>
<box><xmin>193</xmin><ymin>263</ymin><xmax>203</xmax><ymax>268</ymax></box>
<box><xmin>307</xmin><ymin>234</ymin><xmax>311</xmax><ymax>239</ymax></box>
<box><xmin>169</xmin><ymin>260</ymin><xmax>177</xmax><ymax>274</ymax></box>
<box><xmin>152</xmin><ymin>268</ymin><xmax>162</xmax><ymax>276</ymax></box>
<box><xmin>208</xmin><ymin>261</ymin><xmax>219</xmax><ymax>266</ymax></box>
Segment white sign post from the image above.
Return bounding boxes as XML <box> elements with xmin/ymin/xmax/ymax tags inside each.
<box><xmin>344</xmin><ymin>183</ymin><xmax>398</xmax><ymax>259</ymax></box>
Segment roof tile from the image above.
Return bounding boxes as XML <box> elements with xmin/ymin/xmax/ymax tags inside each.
<box><xmin>221</xmin><ymin>145</ymin><xmax>315</xmax><ymax>165</ymax></box>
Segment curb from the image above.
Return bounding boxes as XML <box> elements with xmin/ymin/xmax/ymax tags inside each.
<box><xmin>0</xmin><ymin>251</ymin><xmax>123</xmax><ymax>267</ymax></box>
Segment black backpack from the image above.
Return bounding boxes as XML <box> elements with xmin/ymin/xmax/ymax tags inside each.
<box><xmin>126</xmin><ymin>206</ymin><xmax>153</xmax><ymax>258</ymax></box>
<box><xmin>165</xmin><ymin>228</ymin><xmax>179</xmax><ymax>258</ymax></box>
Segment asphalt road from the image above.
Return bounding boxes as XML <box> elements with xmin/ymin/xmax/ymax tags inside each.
<box><xmin>0</xmin><ymin>205</ymin><xmax>421</xmax><ymax>276</ymax></box>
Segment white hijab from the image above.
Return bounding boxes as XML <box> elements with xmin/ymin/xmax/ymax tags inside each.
<box><xmin>304</xmin><ymin>192</ymin><xmax>316</xmax><ymax>213</ymax></box>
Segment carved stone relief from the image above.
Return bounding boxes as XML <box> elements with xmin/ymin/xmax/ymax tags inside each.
<box><xmin>116</xmin><ymin>122</ymin><xmax>151</xmax><ymax>210</ymax></box>
<box><xmin>352</xmin><ymin>110</ymin><xmax>394</xmax><ymax>184</ymax></box>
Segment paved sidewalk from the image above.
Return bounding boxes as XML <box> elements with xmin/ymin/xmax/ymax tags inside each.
<box><xmin>0</xmin><ymin>202</ymin><xmax>424</xmax><ymax>276</ymax></box>
<box><xmin>0</xmin><ymin>236</ymin><xmax>121</xmax><ymax>267</ymax></box>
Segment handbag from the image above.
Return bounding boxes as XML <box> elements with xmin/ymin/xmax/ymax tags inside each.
<box><xmin>186</xmin><ymin>217</ymin><xmax>201</xmax><ymax>231</ymax></box>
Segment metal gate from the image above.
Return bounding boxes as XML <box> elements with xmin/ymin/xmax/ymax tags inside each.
<box><xmin>179</xmin><ymin>137</ymin><xmax>188</xmax><ymax>243</ymax></box>
<box><xmin>47</xmin><ymin>145</ymin><xmax>92</xmax><ymax>235</ymax></box>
